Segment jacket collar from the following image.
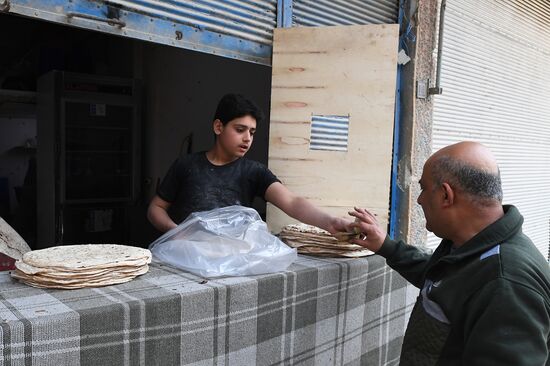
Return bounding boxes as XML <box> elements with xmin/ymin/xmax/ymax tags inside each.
<box><xmin>435</xmin><ymin>205</ymin><xmax>523</xmax><ymax>263</ymax></box>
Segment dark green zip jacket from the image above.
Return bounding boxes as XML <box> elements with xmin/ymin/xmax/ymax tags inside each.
<box><xmin>378</xmin><ymin>205</ymin><xmax>550</xmax><ymax>365</ymax></box>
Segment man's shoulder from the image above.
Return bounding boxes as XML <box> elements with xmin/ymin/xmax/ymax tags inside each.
<box><xmin>498</xmin><ymin>235</ymin><xmax>550</xmax><ymax>298</ymax></box>
<box><xmin>499</xmin><ymin>232</ymin><xmax>548</xmax><ymax>267</ymax></box>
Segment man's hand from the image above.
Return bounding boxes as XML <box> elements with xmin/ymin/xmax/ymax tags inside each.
<box><xmin>348</xmin><ymin>207</ymin><xmax>386</xmax><ymax>253</ymax></box>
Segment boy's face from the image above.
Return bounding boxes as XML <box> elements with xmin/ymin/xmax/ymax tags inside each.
<box><xmin>214</xmin><ymin>115</ymin><xmax>257</xmax><ymax>158</ymax></box>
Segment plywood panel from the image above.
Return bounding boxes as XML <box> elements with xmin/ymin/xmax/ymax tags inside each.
<box><xmin>267</xmin><ymin>24</ymin><xmax>398</xmax><ymax>233</ymax></box>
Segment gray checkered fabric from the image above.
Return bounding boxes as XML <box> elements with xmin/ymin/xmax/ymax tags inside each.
<box><xmin>0</xmin><ymin>255</ymin><xmax>415</xmax><ymax>366</ymax></box>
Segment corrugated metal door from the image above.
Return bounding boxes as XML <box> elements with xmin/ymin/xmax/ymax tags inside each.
<box><xmin>2</xmin><ymin>0</ymin><xmax>276</xmax><ymax>65</ymax></box>
<box><xmin>291</xmin><ymin>0</ymin><xmax>398</xmax><ymax>26</ymax></box>
<box><xmin>429</xmin><ymin>0</ymin><xmax>550</xmax><ymax>258</ymax></box>
<box><xmin>2</xmin><ymin>0</ymin><xmax>399</xmax><ymax>63</ymax></box>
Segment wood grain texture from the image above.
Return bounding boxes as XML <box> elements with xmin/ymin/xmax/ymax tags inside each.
<box><xmin>267</xmin><ymin>24</ymin><xmax>399</xmax><ymax>233</ymax></box>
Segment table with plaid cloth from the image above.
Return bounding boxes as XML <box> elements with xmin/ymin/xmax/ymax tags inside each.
<box><xmin>0</xmin><ymin>255</ymin><xmax>415</xmax><ymax>366</ymax></box>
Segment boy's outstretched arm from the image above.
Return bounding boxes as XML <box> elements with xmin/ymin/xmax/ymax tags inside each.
<box><xmin>264</xmin><ymin>182</ymin><xmax>351</xmax><ymax>234</ymax></box>
<box><xmin>147</xmin><ymin>195</ymin><xmax>178</xmax><ymax>233</ymax></box>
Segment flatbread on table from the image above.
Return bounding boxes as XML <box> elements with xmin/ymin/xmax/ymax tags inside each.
<box><xmin>282</xmin><ymin>239</ymin><xmax>364</xmax><ymax>250</ymax></box>
<box><xmin>11</xmin><ymin>244</ymin><xmax>151</xmax><ymax>289</ymax></box>
<box><xmin>0</xmin><ymin>216</ymin><xmax>31</xmax><ymax>260</ymax></box>
<box><xmin>12</xmin><ymin>275</ymin><xmax>137</xmax><ymax>289</ymax></box>
<box><xmin>279</xmin><ymin>223</ymin><xmax>373</xmax><ymax>258</ymax></box>
<box><xmin>22</xmin><ymin>244</ymin><xmax>151</xmax><ymax>269</ymax></box>
<box><xmin>13</xmin><ymin>264</ymin><xmax>149</xmax><ymax>281</ymax></box>
<box><xmin>297</xmin><ymin>245</ymin><xmax>373</xmax><ymax>257</ymax></box>
<box><xmin>15</xmin><ymin>260</ymin><xmax>149</xmax><ymax>276</ymax></box>
<box><xmin>12</xmin><ymin>265</ymin><xmax>149</xmax><ymax>284</ymax></box>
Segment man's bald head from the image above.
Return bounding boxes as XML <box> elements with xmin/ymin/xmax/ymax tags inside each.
<box><xmin>427</xmin><ymin>142</ymin><xmax>503</xmax><ymax>206</ymax></box>
<box><xmin>431</xmin><ymin>141</ymin><xmax>500</xmax><ymax>173</ymax></box>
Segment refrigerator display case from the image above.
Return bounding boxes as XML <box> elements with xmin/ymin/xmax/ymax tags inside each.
<box><xmin>37</xmin><ymin>71</ymin><xmax>141</xmax><ymax>248</ymax></box>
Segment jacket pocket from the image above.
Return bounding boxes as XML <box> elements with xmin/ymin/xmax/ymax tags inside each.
<box><xmin>399</xmin><ymin>294</ymin><xmax>451</xmax><ymax>366</ymax></box>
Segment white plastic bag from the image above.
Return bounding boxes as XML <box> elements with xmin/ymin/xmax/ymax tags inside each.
<box><xmin>149</xmin><ymin>205</ymin><xmax>297</xmax><ymax>278</ymax></box>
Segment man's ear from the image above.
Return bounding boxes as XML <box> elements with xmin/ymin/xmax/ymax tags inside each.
<box><xmin>213</xmin><ymin>119</ymin><xmax>223</xmax><ymax>135</ymax></box>
<box><xmin>441</xmin><ymin>182</ymin><xmax>455</xmax><ymax>207</ymax></box>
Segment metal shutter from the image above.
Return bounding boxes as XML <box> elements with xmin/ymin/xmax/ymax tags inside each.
<box><xmin>429</xmin><ymin>0</ymin><xmax>550</xmax><ymax>257</ymax></box>
<box><xmin>2</xmin><ymin>0</ymin><xmax>277</xmax><ymax>65</ymax></box>
<box><xmin>291</xmin><ymin>0</ymin><xmax>398</xmax><ymax>26</ymax></box>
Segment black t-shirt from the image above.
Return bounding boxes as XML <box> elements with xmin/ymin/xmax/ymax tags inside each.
<box><xmin>157</xmin><ymin>152</ymin><xmax>280</xmax><ymax>223</ymax></box>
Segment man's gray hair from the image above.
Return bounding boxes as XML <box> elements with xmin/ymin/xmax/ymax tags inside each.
<box><xmin>431</xmin><ymin>155</ymin><xmax>503</xmax><ymax>205</ymax></box>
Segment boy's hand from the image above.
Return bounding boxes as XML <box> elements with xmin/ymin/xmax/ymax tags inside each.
<box><xmin>347</xmin><ymin>207</ymin><xmax>386</xmax><ymax>253</ymax></box>
<box><xmin>325</xmin><ymin>216</ymin><xmax>354</xmax><ymax>235</ymax></box>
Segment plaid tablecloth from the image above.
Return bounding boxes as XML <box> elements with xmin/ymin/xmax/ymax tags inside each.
<box><xmin>0</xmin><ymin>255</ymin><xmax>416</xmax><ymax>366</ymax></box>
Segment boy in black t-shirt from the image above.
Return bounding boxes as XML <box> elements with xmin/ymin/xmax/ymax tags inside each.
<box><xmin>147</xmin><ymin>93</ymin><xmax>350</xmax><ymax>234</ymax></box>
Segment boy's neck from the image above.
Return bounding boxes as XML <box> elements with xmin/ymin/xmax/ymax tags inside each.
<box><xmin>206</xmin><ymin>147</ymin><xmax>240</xmax><ymax>166</ymax></box>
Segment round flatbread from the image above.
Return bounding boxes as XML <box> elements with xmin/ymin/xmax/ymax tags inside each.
<box><xmin>282</xmin><ymin>223</ymin><xmax>328</xmax><ymax>235</ymax></box>
<box><xmin>22</xmin><ymin>244</ymin><xmax>151</xmax><ymax>270</ymax></box>
<box><xmin>12</xmin><ymin>265</ymin><xmax>149</xmax><ymax>285</ymax></box>
<box><xmin>0</xmin><ymin>217</ymin><xmax>31</xmax><ymax>260</ymax></box>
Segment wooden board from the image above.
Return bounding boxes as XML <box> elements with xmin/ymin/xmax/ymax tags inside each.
<box><xmin>267</xmin><ymin>24</ymin><xmax>399</xmax><ymax>233</ymax></box>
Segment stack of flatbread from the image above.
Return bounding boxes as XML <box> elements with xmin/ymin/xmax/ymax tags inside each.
<box><xmin>11</xmin><ymin>244</ymin><xmax>151</xmax><ymax>289</ymax></box>
<box><xmin>1</xmin><ymin>216</ymin><xmax>32</xmax><ymax>261</ymax></box>
<box><xmin>279</xmin><ymin>223</ymin><xmax>373</xmax><ymax>258</ymax></box>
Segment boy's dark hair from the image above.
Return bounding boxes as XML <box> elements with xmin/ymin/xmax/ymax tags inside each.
<box><xmin>213</xmin><ymin>93</ymin><xmax>264</xmax><ymax>125</ymax></box>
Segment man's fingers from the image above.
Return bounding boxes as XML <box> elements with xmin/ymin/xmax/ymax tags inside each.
<box><xmin>348</xmin><ymin>207</ymin><xmax>378</xmax><ymax>225</ymax></box>
<box><xmin>348</xmin><ymin>221</ymin><xmax>373</xmax><ymax>237</ymax></box>
<box><xmin>355</xmin><ymin>207</ymin><xmax>378</xmax><ymax>219</ymax></box>
<box><xmin>349</xmin><ymin>234</ymin><xmax>370</xmax><ymax>248</ymax></box>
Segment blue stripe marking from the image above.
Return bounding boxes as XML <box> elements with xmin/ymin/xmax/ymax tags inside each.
<box><xmin>480</xmin><ymin>244</ymin><xmax>501</xmax><ymax>260</ymax></box>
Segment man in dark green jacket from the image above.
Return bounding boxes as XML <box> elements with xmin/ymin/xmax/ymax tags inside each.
<box><xmin>349</xmin><ymin>141</ymin><xmax>550</xmax><ymax>365</ymax></box>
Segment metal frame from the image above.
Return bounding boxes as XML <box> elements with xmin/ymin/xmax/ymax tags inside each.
<box><xmin>389</xmin><ymin>0</ymin><xmax>405</xmax><ymax>239</ymax></box>
<box><xmin>277</xmin><ymin>0</ymin><xmax>293</xmax><ymax>27</ymax></box>
<box><xmin>2</xmin><ymin>0</ymin><xmax>273</xmax><ymax>65</ymax></box>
